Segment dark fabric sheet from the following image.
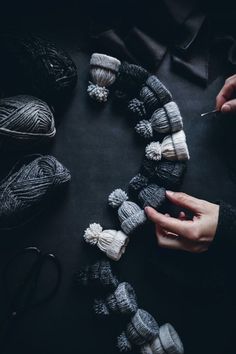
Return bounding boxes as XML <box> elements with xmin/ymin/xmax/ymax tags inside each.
<box><xmin>0</xmin><ymin>4</ymin><xmax>236</xmax><ymax>354</ymax></box>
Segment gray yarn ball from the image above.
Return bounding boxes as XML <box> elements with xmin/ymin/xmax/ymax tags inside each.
<box><xmin>117</xmin><ymin>309</ymin><xmax>159</xmax><ymax>351</ymax></box>
<box><xmin>0</xmin><ymin>95</ymin><xmax>56</xmax><ymax>144</ymax></box>
<box><xmin>0</xmin><ymin>155</ymin><xmax>70</xmax><ymax>228</ymax></box>
<box><xmin>94</xmin><ymin>282</ymin><xmax>138</xmax><ymax>316</ymax></box>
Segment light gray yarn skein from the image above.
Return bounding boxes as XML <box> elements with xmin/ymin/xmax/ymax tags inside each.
<box><xmin>0</xmin><ymin>155</ymin><xmax>71</xmax><ymax>228</ymax></box>
<box><xmin>0</xmin><ymin>95</ymin><xmax>56</xmax><ymax>142</ymax></box>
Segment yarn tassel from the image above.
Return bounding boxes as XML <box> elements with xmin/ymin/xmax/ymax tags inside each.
<box><xmin>145</xmin><ymin>131</ymin><xmax>190</xmax><ymax>162</ymax></box>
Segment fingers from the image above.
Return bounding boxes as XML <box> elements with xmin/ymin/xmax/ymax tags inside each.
<box><xmin>216</xmin><ymin>76</ymin><xmax>236</xmax><ymax>111</ymax></box>
<box><xmin>221</xmin><ymin>98</ymin><xmax>236</xmax><ymax>113</ymax></box>
<box><xmin>165</xmin><ymin>191</ymin><xmax>205</xmax><ymax>213</ymax></box>
<box><xmin>145</xmin><ymin>207</ymin><xmax>195</xmax><ymax>240</ymax></box>
<box><xmin>156</xmin><ymin>232</ymin><xmax>209</xmax><ymax>253</ymax></box>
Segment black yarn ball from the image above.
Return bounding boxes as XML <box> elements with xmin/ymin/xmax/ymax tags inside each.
<box><xmin>115</xmin><ymin>62</ymin><xmax>149</xmax><ymax>100</ymax></box>
<box><xmin>0</xmin><ymin>95</ymin><xmax>56</xmax><ymax>145</ymax></box>
<box><xmin>0</xmin><ymin>155</ymin><xmax>71</xmax><ymax>228</ymax></box>
<box><xmin>0</xmin><ymin>34</ymin><xmax>77</xmax><ymax>105</ymax></box>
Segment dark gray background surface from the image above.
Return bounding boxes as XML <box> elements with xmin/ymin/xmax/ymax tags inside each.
<box><xmin>0</xmin><ymin>15</ymin><xmax>236</xmax><ymax>354</ymax></box>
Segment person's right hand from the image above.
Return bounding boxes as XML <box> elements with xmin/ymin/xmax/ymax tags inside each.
<box><xmin>216</xmin><ymin>74</ymin><xmax>236</xmax><ymax>113</ymax></box>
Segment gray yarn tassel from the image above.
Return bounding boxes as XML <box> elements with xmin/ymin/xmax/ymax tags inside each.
<box><xmin>0</xmin><ymin>95</ymin><xmax>56</xmax><ymax>143</ymax></box>
<box><xmin>0</xmin><ymin>155</ymin><xmax>70</xmax><ymax>228</ymax></box>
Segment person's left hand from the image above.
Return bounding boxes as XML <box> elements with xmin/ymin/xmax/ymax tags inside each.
<box><xmin>145</xmin><ymin>191</ymin><xmax>219</xmax><ymax>253</ymax></box>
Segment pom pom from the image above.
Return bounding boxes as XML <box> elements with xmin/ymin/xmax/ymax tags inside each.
<box><xmin>108</xmin><ymin>189</ymin><xmax>128</xmax><ymax>208</ymax></box>
<box><xmin>87</xmin><ymin>83</ymin><xmax>109</xmax><ymax>103</ymax></box>
<box><xmin>93</xmin><ymin>299</ymin><xmax>110</xmax><ymax>315</ymax></box>
<box><xmin>135</xmin><ymin>120</ymin><xmax>153</xmax><ymax>139</ymax></box>
<box><xmin>129</xmin><ymin>174</ymin><xmax>149</xmax><ymax>193</ymax></box>
<box><xmin>128</xmin><ymin>98</ymin><xmax>147</xmax><ymax>121</ymax></box>
<box><xmin>117</xmin><ymin>332</ymin><xmax>132</xmax><ymax>352</ymax></box>
<box><xmin>145</xmin><ymin>142</ymin><xmax>162</xmax><ymax>161</ymax></box>
<box><xmin>83</xmin><ymin>223</ymin><xmax>103</xmax><ymax>245</ymax></box>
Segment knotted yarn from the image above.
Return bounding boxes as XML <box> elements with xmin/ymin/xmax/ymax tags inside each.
<box><xmin>117</xmin><ymin>309</ymin><xmax>160</xmax><ymax>352</ymax></box>
<box><xmin>135</xmin><ymin>101</ymin><xmax>183</xmax><ymax>139</ymax></box>
<box><xmin>0</xmin><ymin>155</ymin><xmax>71</xmax><ymax>228</ymax></box>
<box><xmin>145</xmin><ymin>131</ymin><xmax>190</xmax><ymax>162</ymax></box>
<box><xmin>0</xmin><ymin>34</ymin><xmax>77</xmax><ymax>105</ymax></box>
<box><xmin>0</xmin><ymin>95</ymin><xmax>56</xmax><ymax>144</ymax></box>
<box><xmin>129</xmin><ymin>174</ymin><xmax>166</xmax><ymax>210</ymax></box>
<box><xmin>141</xmin><ymin>160</ymin><xmax>187</xmax><ymax>190</ymax></box>
<box><xmin>83</xmin><ymin>223</ymin><xmax>129</xmax><ymax>261</ymax></box>
<box><xmin>108</xmin><ymin>189</ymin><xmax>146</xmax><ymax>234</ymax></box>
<box><xmin>141</xmin><ymin>323</ymin><xmax>184</xmax><ymax>354</ymax></box>
<box><xmin>115</xmin><ymin>62</ymin><xmax>150</xmax><ymax>100</ymax></box>
<box><xmin>87</xmin><ymin>53</ymin><xmax>121</xmax><ymax>103</ymax></box>
<box><xmin>94</xmin><ymin>282</ymin><xmax>138</xmax><ymax>316</ymax></box>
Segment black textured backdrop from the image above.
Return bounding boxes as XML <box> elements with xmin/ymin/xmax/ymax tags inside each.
<box><xmin>0</xmin><ymin>2</ymin><xmax>236</xmax><ymax>354</ymax></box>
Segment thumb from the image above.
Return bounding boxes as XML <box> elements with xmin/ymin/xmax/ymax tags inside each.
<box><xmin>166</xmin><ymin>191</ymin><xmax>203</xmax><ymax>213</ymax></box>
<box><xmin>221</xmin><ymin>99</ymin><xmax>236</xmax><ymax>113</ymax></box>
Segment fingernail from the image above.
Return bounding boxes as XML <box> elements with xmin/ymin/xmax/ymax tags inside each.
<box><xmin>222</xmin><ymin>104</ymin><xmax>231</xmax><ymax>113</ymax></box>
<box><xmin>166</xmin><ymin>190</ymin><xmax>174</xmax><ymax>196</ymax></box>
<box><xmin>145</xmin><ymin>206</ymin><xmax>151</xmax><ymax>213</ymax></box>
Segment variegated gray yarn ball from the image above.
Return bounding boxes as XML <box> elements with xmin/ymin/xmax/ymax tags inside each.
<box><xmin>0</xmin><ymin>95</ymin><xmax>56</xmax><ymax>144</ymax></box>
<box><xmin>0</xmin><ymin>155</ymin><xmax>71</xmax><ymax>228</ymax></box>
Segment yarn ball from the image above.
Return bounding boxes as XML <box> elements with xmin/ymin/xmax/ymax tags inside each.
<box><xmin>0</xmin><ymin>34</ymin><xmax>77</xmax><ymax>105</ymax></box>
<box><xmin>115</xmin><ymin>62</ymin><xmax>149</xmax><ymax>100</ymax></box>
<box><xmin>0</xmin><ymin>155</ymin><xmax>71</xmax><ymax>228</ymax></box>
<box><xmin>75</xmin><ymin>260</ymin><xmax>119</xmax><ymax>291</ymax></box>
<box><xmin>0</xmin><ymin>95</ymin><xmax>56</xmax><ymax>144</ymax></box>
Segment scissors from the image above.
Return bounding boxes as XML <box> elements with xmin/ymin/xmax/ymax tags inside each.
<box><xmin>0</xmin><ymin>247</ymin><xmax>61</xmax><ymax>351</ymax></box>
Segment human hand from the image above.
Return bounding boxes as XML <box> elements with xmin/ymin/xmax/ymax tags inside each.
<box><xmin>145</xmin><ymin>191</ymin><xmax>219</xmax><ymax>253</ymax></box>
<box><xmin>216</xmin><ymin>74</ymin><xmax>236</xmax><ymax>113</ymax></box>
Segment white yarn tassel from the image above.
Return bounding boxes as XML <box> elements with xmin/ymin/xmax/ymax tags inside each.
<box><xmin>83</xmin><ymin>223</ymin><xmax>129</xmax><ymax>261</ymax></box>
<box><xmin>145</xmin><ymin>131</ymin><xmax>190</xmax><ymax>162</ymax></box>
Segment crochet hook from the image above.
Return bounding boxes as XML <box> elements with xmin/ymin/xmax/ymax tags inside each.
<box><xmin>201</xmin><ymin>109</ymin><xmax>221</xmax><ymax>118</ymax></box>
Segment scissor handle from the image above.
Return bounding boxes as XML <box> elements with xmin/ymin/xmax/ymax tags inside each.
<box><xmin>3</xmin><ymin>247</ymin><xmax>62</xmax><ymax>316</ymax></box>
